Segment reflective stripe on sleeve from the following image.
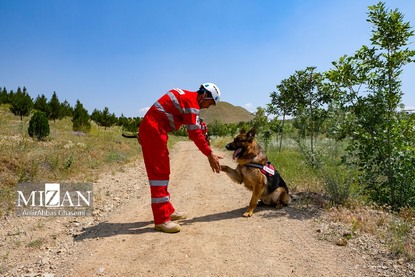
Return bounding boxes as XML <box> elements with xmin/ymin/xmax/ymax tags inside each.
<box><xmin>183</xmin><ymin>107</ymin><xmax>199</xmax><ymax>114</ymax></box>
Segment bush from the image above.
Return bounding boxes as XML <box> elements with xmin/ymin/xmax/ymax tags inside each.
<box><xmin>28</xmin><ymin>111</ymin><xmax>50</xmax><ymax>140</ymax></box>
<box><xmin>320</xmin><ymin>165</ymin><xmax>353</xmax><ymax>205</ymax></box>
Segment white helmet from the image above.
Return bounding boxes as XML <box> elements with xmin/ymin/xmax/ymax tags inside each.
<box><xmin>200</xmin><ymin>83</ymin><xmax>221</xmax><ymax>104</ymax></box>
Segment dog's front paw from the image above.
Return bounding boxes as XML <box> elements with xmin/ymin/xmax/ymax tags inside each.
<box><xmin>243</xmin><ymin>211</ymin><xmax>253</xmax><ymax>217</ymax></box>
<box><xmin>220</xmin><ymin>165</ymin><xmax>230</xmax><ymax>172</ymax></box>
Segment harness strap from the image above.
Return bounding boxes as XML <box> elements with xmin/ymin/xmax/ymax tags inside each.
<box><xmin>245</xmin><ymin>163</ymin><xmax>264</xmax><ymax>170</ymax></box>
<box><xmin>245</xmin><ymin>162</ymin><xmax>275</xmax><ymax>176</ymax></box>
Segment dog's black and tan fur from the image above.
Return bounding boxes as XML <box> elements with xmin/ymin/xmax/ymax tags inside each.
<box><xmin>221</xmin><ymin>128</ymin><xmax>291</xmax><ymax>217</ymax></box>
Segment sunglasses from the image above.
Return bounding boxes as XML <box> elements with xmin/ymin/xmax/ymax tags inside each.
<box><xmin>203</xmin><ymin>96</ymin><xmax>216</xmax><ymax>105</ymax></box>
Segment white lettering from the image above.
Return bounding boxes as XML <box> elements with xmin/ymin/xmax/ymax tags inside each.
<box><xmin>263</xmin><ymin>166</ymin><xmax>275</xmax><ymax>175</ymax></box>
<box><xmin>45</xmin><ymin>183</ymin><xmax>60</xmax><ymax>207</ymax></box>
<box><xmin>17</xmin><ymin>191</ymin><xmax>38</xmax><ymax>206</ymax></box>
<box><xmin>76</xmin><ymin>191</ymin><xmax>92</xmax><ymax>206</ymax></box>
<box><xmin>61</xmin><ymin>191</ymin><xmax>74</xmax><ymax>206</ymax></box>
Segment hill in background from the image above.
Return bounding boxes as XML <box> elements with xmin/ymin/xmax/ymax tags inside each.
<box><xmin>200</xmin><ymin>101</ymin><xmax>254</xmax><ymax>124</ymax></box>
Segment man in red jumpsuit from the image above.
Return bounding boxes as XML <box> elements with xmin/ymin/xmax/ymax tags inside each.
<box><xmin>138</xmin><ymin>83</ymin><xmax>222</xmax><ymax>233</ymax></box>
<box><xmin>200</xmin><ymin>117</ymin><xmax>208</xmax><ymax>136</ymax></box>
<box><xmin>199</xmin><ymin>117</ymin><xmax>209</xmax><ymax>144</ymax></box>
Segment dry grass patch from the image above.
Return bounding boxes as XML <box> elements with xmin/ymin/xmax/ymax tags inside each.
<box><xmin>325</xmin><ymin>202</ymin><xmax>415</xmax><ymax>259</ymax></box>
<box><xmin>0</xmin><ymin>105</ymin><xmax>142</xmax><ymax>216</ymax></box>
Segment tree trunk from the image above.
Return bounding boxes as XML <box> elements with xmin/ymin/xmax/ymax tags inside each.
<box><xmin>279</xmin><ymin>113</ymin><xmax>286</xmax><ymax>152</ymax></box>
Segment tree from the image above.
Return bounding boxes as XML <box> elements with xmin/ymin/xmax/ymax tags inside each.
<box><xmin>117</xmin><ymin>113</ymin><xmax>129</xmax><ymax>127</ymax></box>
<box><xmin>48</xmin><ymin>91</ymin><xmax>62</xmax><ymax>122</ymax></box>
<box><xmin>208</xmin><ymin>119</ymin><xmax>229</xmax><ymax>137</ymax></box>
<box><xmin>326</xmin><ymin>2</ymin><xmax>415</xmax><ymax>208</ymax></box>
<box><xmin>251</xmin><ymin>107</ymin><xmax>268</xmax><ymax>131</ymax></box>
<box><xmin>270</xmin><ymin>67</ymin><xmax>327</xmax><ymax>160</ymax></box>
<box><xmin>60</xmin><ymin>100</ymin><xmax>73</xmax><ymax>117</ymax></box>
<box><xmin>72</xmin><ymin>100</ymin><xmax>91</xmax><ymax>133</ymax></box>
<box><xmin>251</xmin><ymin>107</ymin><xmax>272</xmax><ymax>150</ymax></box>
<box><xmin>100</xmin><ymin>107</ymin><xmax>117</xmax><ymax>130</ymax></box>
<box><xmin>294</xmin><ymin>67</ymin><xmax>327</xmax><ymax>158</ymax></box>
<box><xmin>268</xmin><ymin>82</ymin><xmax>297</xmax><ymax>151</ymax></box>
<box><xmin>91</xmin><ymin>107</ymin><xmax>117</xmax><ymax>130</ymax></box>
<box><xmin>0</xmin><ymin>87</ymin><xmax>9</xmax><ymax>104</ymax></box>
<box><xmin>34</xmin><ymin>94</ymin><xmax>50</xmax><ymax>116</ymax></box>
<box><xmin>121</xmin><ymin>117</ymin><xmax>142</xmax><ymax>133</ymax></box>
<box><xmin>90</xmin><ymin>108</ymin><xmax>102</xmax><ymax>124</ymax></box>
<box><xmin>10</xmin><ymin>87</ymin><xmax>33</xmax><ymax>120</ymax></box>
<box><xmin>28</xmin><ymin>111</ymin><xmax>50</xmax><ymax>140</ymax></box>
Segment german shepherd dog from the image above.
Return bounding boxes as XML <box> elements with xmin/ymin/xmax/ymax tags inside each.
<box><xmin>221</xmin><ymin>128</ymin><xmax>291</xmax><ymax>217</ymax></box>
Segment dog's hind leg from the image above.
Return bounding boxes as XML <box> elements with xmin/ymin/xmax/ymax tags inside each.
<box><xmin>272</xmin><ymin>188</ymin><xmax>284</xmax><ymax>209</ymax></box>
<box><xmin>272</xmin><ymin>187</ymin><xmax>292</xmax><ymax>208</ymax></box>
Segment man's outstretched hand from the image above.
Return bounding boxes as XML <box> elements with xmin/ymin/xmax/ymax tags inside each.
<box><xmin>208</xmin><ymin>152</ymin><xmax>223</xmax><ymax>173</ymax></box>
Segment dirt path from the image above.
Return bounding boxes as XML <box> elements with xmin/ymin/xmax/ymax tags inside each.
<box><xmin>46</xmin><ymin>141</ymin><xmax>371</xmax><ymax>277</ymax></box>
<box><xmin>4</xmin><ymin>141</ymin><xmax>392</xmax><ymax>276</ymax></box>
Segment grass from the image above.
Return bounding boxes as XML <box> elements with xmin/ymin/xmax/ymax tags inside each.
<box><xmin>213</xmin><ymin>133</ymin><xmax>415</xmax><ymax>260</ymax></box>
<box><xmin>0</xmin><ymin>104</ymin><xmax>141</xmax><ymax>216</ymax></box>
<box><xmin>26</xmin><ymin>238</ymin><xmax>44</xmax><ymax>249</ymax></box>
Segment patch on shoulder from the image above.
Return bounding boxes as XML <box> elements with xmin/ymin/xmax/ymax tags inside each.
<box><xmin>173</xmin><ymin>88</ymin><xmax>185</xmax><ymax>95</ymax></box>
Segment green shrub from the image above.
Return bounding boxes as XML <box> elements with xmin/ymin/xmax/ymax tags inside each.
<box><xmin>320</xmin><ymin>165</ymin><xmax>353</xmax><ymax>205</ymax></box>
<box><xmin>28</xmin><ymin>111</ymin><xmax>50</xmax><ymax>140</ymax></box>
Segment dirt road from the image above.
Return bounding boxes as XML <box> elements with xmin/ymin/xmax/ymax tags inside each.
<box><xmin>5</xmin><ymin>141</ymin><xmax>397</xmax><ymax>276</ymax></box>
<box><xmin>46</xmin><ymin>141</ymin><xmax>372</xmax><ymax>277</ymax></box>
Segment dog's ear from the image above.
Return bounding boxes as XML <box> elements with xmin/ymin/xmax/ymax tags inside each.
<box><xmin>239</xmin><ymin>128</ymin><xmax>246</xmax><ymax>134</ymax></box>
<box><xmin>247</xmin><ymin>127</ymin><xmax>256</xmax><ymax>141</ymax></box>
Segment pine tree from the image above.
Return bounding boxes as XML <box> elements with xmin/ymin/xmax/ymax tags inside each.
<box><xmin>100</xmin><ymin>107</ymin><xmax>117</xmax><ymax>130</ymax></box>
<box><xmin>34</xmin><ymin>94</ymin><xmax>50</xmax><ymax>116</ymax></box>
<box><xmin>28</xmin><ymin>111</ymin><xmax>50</xmax><ymax>140</ymax></box>
<box><xmin>10</xmin><ymin>87</ymin><xmax>33</xmax><ymax>120</ymax></box>
<box><xmin>72</xmin><ymin>100</ymin><xmax>91</xmax><ymax>133</ymax></box>
<box><xmin>60</xmin><ymin>100</ymin><xmax>73</xmax><ymax>117</ymax></box>
<box><xmin>91</xmin><ymin>108</ymin><xmax>102</xmax><ymax>124</ymax></box>
<box><xmin>48</xmin><ymin>91</ymin><xmax>62</xmax><ymax>122</ymax></box>
<box><xmin>0</xmin><ymin>87</ymin><xmax>8</xmax><ymax>104</ymax></box>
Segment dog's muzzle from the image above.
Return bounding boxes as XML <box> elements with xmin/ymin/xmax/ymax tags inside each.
<box><xmin>226</xmin><ymin>143</ymin><xmax>243</xmax><ymax>159</ymax></box>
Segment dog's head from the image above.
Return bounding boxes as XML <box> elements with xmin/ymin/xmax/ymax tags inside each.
<box><xmin>226</xmin><ymin>127</ymin><xmax>256</xmax><ymax>160</ymax></box>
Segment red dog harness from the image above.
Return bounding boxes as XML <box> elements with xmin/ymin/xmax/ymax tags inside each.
<box><xmin>244</xmin><ymin>161</ymin><xmax>286</xmax><ymax>193</ymax></box>
<box><xmin>245</xmin><ymin>161</ymin><xmax>275</xmax><ymax>175</ymax></box>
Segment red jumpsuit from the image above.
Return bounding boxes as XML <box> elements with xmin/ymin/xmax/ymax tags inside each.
<box><xmin>139</xmin><ymin>88</ymin><xmax>212</xmax><ymax>224</ymax></box>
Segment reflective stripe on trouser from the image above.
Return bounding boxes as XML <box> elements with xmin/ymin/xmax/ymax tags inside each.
<box><xmin>139</xmin><ymin>117</ymin><xmax>175</xmax><ymax>224</ymax></box>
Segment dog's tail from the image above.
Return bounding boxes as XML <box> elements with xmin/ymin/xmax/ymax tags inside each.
<box><xmin>122</xmin><ymin>132</ymin><xmax>138</xmax><ymax>138</ymax></box>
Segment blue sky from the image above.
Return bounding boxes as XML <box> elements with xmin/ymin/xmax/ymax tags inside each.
<box><xmin>1</xmin><ymin>0</ymin><xmax>414</xmax><ymax>118</ymax></box>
